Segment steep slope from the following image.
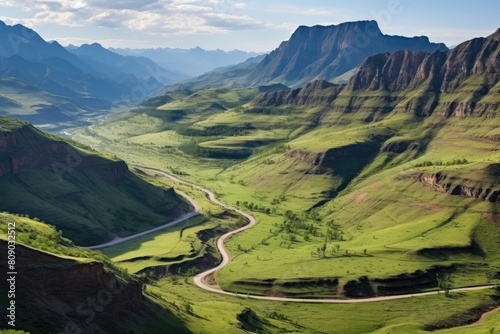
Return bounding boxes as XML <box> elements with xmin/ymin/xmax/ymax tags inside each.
<box><xmin>166</xmin><ymin>20</ymin><xmax>447</xmax><ymax>91</ymax></box>
<box><xmin>350</xmin><ymin>28</ymin><xmax>500</xmax><ymax>92</ymax></box>
<box><xmin>248</xmin><ymin>20</ymin><xmax>447</xmax><ymax>87</ymax></box>
<box><xmin>0</xmin><ymin>213</ymin><xmax>191</xmax><ymax>333</ymax></box>
<box><xmin>0</xmin><ymin>116</ymin><xmax>191</xmax><ymax>246</ymax></box>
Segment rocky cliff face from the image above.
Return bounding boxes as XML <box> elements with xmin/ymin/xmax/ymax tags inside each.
<box><xmin>253</xmin><ymin>80</ymin><xmax>342</xmax><ymax>106</ymax></box>
<box><xmin>398</xmin><ymin>171</ymin><xmax>500</xmax><ymax>203</ymax></box>
<box><xmin>349</xmin><ymin>28</ymin><xmax>500</xmax><ymax>94</ymax></box>
<box><xmin>252</xmin><ymin>28</ymin><xmax>499</xmax><ymax>118</ymax></box>
<box><xmin>248</xmin><ymin>20</ymin><xmax>447</xmax><ymax>88</ymax></box>
<box><xmin>0</xmin><ymin>125</ymin><xmax>68</xmax><ymax>176</ymax></box>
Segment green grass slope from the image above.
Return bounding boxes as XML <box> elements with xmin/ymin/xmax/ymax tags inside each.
<box><xmin>0</xmin><ymin>116</ymin><xmax>192</xmax><ymax>246</ymax></box>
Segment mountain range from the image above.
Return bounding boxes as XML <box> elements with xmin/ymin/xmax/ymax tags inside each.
<box><xmin>256</xmin><ymin>27</ymin><xmax>500</xmax><ymax>116</ymax></box>
<box><xmin>0</xmin><ymin>21</ymin><xmax>191</xmax><ymax>129</ymax></box>
<box><xmin>110</xmin><ymin>46</ymin><xmax>261</xmax><ymax>77</ymax></box>
<box><xmin>93</xmin><ymin>24</ymin><xmax>500</xmax><ymax>304</ymax></box>
<box><xmin>0</xmin><ymin>20</ymin><xmax>448</xmax><ymax>129</ymax></box>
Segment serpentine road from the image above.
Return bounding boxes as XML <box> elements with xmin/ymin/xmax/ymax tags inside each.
<box><xmin>93</xmin><ymin>165</ymin><xmax>498</xmax><ymax>303</ymax></box>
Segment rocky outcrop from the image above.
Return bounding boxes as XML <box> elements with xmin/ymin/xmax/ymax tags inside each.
<box><xmin>348</xmin><ymin>50</ymin><xmax>444</xmax><ymax>91</ymax></box>
<box><xmin>349</xmin><ymin>28</ymin><xmax>500</xmax><ymax>94</ymax></box>
<box><xmin>252</xmin><ymin>80</ymin><xmax>342</xmax><ymax>106</ymax></box>
<box><xmin>399</xmin><ymin>171</ymin><xmax>500</xmax><ymax>203</ymax></box>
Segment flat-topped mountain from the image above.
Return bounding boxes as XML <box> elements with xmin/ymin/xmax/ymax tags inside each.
<box><xmin>253</xmin><ymin>27</ymin><xmax>499</xmax><ymax>118</ymax></box>
<box><xmin>167</xmin><ymin>20</ymin><xmax>448</xmax><ymax>91</ymax></box>
<box><xmin>248</xmin><ymin>20</ymin><xmax>448</xmax><ymax>87</ymax></box>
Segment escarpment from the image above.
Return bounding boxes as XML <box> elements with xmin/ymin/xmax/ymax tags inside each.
<box><xmin>252</xmin><ymin>28</ymin><xmax>499</xmax><ymax>118</ymax></box>
<box><xmin>350</xmin><ymin>28</ymin><xmax>500</xmax><ymax>93</ymax></box>
<box><xmin>253</xmin><ymin>80</ymin><xmax>342</xmax><ymax>106</ymax></box>
<box><xmin>397</xmin><ymin>171</ymin><xmax>500</xmax><ymax>203</ymax></box>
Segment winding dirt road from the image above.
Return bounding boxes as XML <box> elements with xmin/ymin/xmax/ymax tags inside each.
<box><xmin>95</xmin><ymin>165</ymin><xmax>498</xmax><ymax>303</ymax></box>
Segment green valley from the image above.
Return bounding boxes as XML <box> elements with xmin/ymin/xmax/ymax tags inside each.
<box><xmin>0</xmin><ymin>9</ymin><xmax>499</xmax><ymax>334</ymax></box>
<box><xmin>60</xmin><ymin>27</ymin><xmax>500</xmax><ymax>332</ymax></box>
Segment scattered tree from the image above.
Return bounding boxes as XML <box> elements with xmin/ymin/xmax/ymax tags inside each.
<box><xmin>437</xmin><ymin>272</ymin><xmax>453</xmax><ymax>296</ymax></box>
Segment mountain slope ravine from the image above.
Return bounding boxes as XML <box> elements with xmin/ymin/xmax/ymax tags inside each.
<box><xmin>90</xmin><ymin>165</ymin><xmax>497</xmax><ymax>304</ymax></box>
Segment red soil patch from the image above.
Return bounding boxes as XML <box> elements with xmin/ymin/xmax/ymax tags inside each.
<box><xmin>482</xmin><ymin>212</ymin><xmax>500</xmax><ymax>223</ymax></box>
<box><xmin>350</xmin><ymin>192</ymin><xmax>367</xmax><ymax>203</ymax></box>
<box><xmin>413</xmin><ymin>202</ymin><xmax>446</xmax><ymax>212</ymax></box>
<box><xmin>264</xmin><ymin>290</ymin><xmax>288</xmax><ymax>297</ymax></box>
<box><xmin>203</xmin><ymin>272</ymin><xmax>220</xmax><ymax>288</ymax></box>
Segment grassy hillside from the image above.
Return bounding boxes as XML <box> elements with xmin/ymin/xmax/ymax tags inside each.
<box><xmin>0</xmin><ymin>116</ymin><xmax>192</xmax><ymax>246</ymax></box>
<box><xmin>0</xmin><ymin>212</ymin><xmax>191</xmax><ymax>334</ymax></box>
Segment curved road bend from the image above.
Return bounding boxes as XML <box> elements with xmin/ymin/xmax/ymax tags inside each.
<box><xmin>98</xmin><ymin>165</ymin><xmax>498</xmax><ymax>303</ymax></box>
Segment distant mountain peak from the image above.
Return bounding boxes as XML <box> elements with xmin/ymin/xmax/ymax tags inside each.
<box><xmin>247</xmin><ymin>20</ymin><xmax>447</xmax><ymax>88</ymax></box>
<box><xmin>490</xmin><ymin>28</ymin><xmax>500</xmax><ymax>41</ymax></box>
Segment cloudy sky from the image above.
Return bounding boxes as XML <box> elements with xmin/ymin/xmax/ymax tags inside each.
<box><xmin>0</xmin><ymin>0</ymin><xmax>499</xmax><ymax>51</ymax></box>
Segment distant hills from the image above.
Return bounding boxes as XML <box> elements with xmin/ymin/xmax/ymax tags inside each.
<box><xmin>0</xmin><ymin>21</ymin><xmax>186</xmax><ymax>128</ymax></box>
<box><xmin>167</xmin><ymin>20</ymin><xmax>448</xmax><ymax>91</ymax></box>
<box><xmin>110</xmin><ymin>46</ymin><xmax>261</xmax><ymax>77</ymax></box>
<box><xmin>66</xmin><ymin>43</ymin><xmax>188</xmax><ymax>89</ymax></box>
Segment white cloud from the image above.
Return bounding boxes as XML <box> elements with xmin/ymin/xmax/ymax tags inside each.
<box><xmin>234</xmin><ymin>2</ymin><xmax>247</xmax><ymax>9</ymax></box>
<box><xmin>0</xmin><ymin>0</ymin><xmax>266</xmax><ymax>34</ymax></box>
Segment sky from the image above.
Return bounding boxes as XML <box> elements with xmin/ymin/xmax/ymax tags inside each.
<box><xmin>0</xmin><ymin>0</ymin><xmax>499</xmax><ymax>52</ymax></box>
